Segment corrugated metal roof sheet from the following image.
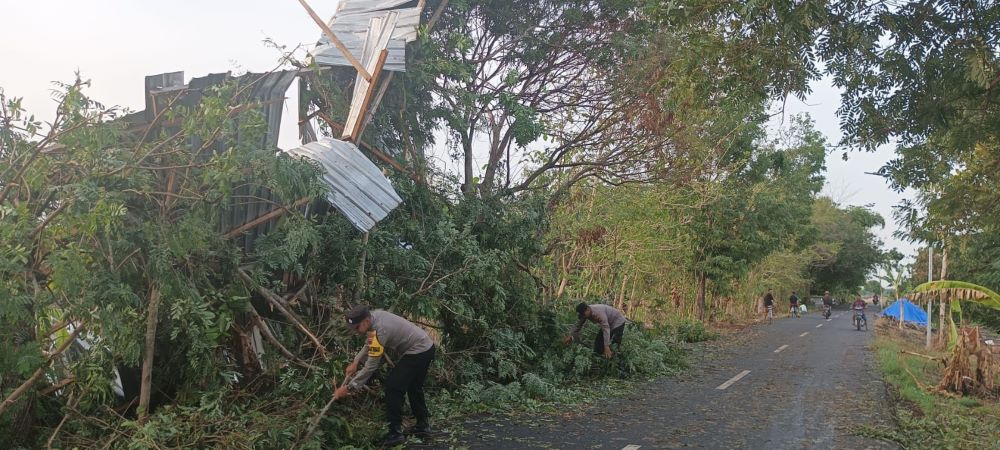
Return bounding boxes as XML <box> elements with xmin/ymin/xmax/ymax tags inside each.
<box><xmin>337</xmin><ymin>0</ymin><xmax>413</xmax><ymax>15</ymax></box>
<box><xmin>309</xmin><ymin>0</ymin><xmax>422</xmax><ymax>72</ymax></box>
<box><xmin>136</xmin><ymin>70</ymin><xmax>301</xmax><ymax>253</ymax></box>
<box><xmin>285</xmin><ymin>138</ymin><xmax>402</xmax><ymax>232</ymax></box>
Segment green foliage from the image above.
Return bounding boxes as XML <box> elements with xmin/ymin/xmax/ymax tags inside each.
<box><xmin>807</xmin><ymin>198</ymin><xmax>885</xmax><ymax>293</ymax></box>
<box><xmin>671</xmin><ymin>320</ymin><xmax>720</xmax><ymax>344</ymax></box>
<box><xmin>0</xmin><ymin>78</ymin><xmax>330</xmax><ymax>448</ymax></box>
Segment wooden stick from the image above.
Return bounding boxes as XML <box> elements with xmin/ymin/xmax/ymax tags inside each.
<box><xmin>246</xmin><ymin>303</ymin><xmax>321</xmax><ymax>371</ymax></box>
<box><xmin>237</xmin><ymin>268</ymin><xmax>329</xmax><ymax>359</ymax></box>
<box><xmin>357</xmin><ymin>71</ymin><xmax>394</xmax><ymax>139</ymax></box>
<box><xmin>0</xmin><ymin>325</ymin><xmax>84</xmax><ymax>417</ymax></box>
<box><xmin>296</xmin><ymin>0</ymin><xmax>371</xmax><ymax>81</ymax></box>
<box><xmin>304</xmin><ymin>374</ymin><xmax>349</xmax><ymax>445</ymax></box>
<box><xmin>223</xmin><ymin>196</ymin><xmax>311</xmax><ymax>239</ymax></box>
<box><xmin>346</xmin><ymin>49</ymin><xmax>389</xmax><ymax>141</ymax></box>
<box><xmin>39</xmin><ymin>376</ymin><xmax>76</xmax><ymax>396</ymax></box>
<box><xmin>901</xmin><ymin>349</ymin><xmax>946</xmax><ymax>364</ymax></box>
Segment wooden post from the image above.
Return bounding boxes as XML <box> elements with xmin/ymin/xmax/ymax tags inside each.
<box><xmin>346</xmin><ymin>49</ymin><xmax>389</xmax><ymax>141</ymax></box>
<box><xmin>926</xmin><ymin>246</ymin><xmax>933</xmax><ymax>347</ymax></box>
<box><xmin>900</xmin><ymin>293</ymin><xmax>905</xmax><ymax>329</ymax></box>
<box><xmin>939</xmin><ymin>244</ymin><xmax>949</xmax><ymax>348</ymax></box>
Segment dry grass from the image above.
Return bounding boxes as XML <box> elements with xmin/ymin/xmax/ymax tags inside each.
<box><xmin>871</xmin><ymin>318</ymin><xmax>1000</xmax><ymax>449</ymax></box>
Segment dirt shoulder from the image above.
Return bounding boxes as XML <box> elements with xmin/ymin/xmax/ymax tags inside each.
<box><xmin>867</xmin><ymin>320</ymin><xmax>1000</xmax><ymax>449</ymax></box>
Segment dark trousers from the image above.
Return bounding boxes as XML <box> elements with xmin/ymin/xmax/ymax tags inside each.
<box><xmin>593</xmin><ymin>324</ymin><xmax>625</xmax><ymax>355</ymax></box>
<box><xmin>385</xmin><ymin>346</ymin><xmax>435</xmax><ymax>432</ymax></box>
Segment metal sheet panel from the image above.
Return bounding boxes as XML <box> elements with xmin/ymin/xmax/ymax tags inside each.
<box><xmin>309</xmin><ymin>3</ymin><xmax>422</xmax><ymax>72</ymax></box>
<box><xmin>337</xmin><ymin>0</ymin><xmax>414</xmax><ymax>15</ymax></box>
<box><xmin>311</xmin><ymin>39</ymin><xmax>407</xmax><ymax>72</ymax></box>
<box><xmin>285</xmin><ymin>138</ymin><xmax>402</xmax><ymax>232</ymax></box>
<box><xmin>342</xmin><ymin>12</ymin><xmax>397</xmax><ymax>138</ymax></box>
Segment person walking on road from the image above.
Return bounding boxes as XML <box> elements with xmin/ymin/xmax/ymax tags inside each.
<box><xmin>334</xmin><ymin>306</ymin><xmax>436</xmax><ymax>447</ymax></box>
<box><xmin>788</xmin><ymin>291</ymin><xmax>801</xmax><ymax>318</ymax></box>
<box><xmin>563</xmin><ymin>302</ymin><xmax>626</xmax><ymax>358</ymax></box>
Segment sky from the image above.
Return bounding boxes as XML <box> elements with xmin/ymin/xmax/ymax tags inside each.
<box><xmin>0</xmin><ymin>0</ymin><xmax>919</xmax><ymax>259</ymax></box>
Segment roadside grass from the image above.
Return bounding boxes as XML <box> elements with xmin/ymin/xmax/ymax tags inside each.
<box><xmin>868</xmin><ymin>319</ymin><xmax>1000</xmax><ymax>449</ymax></box>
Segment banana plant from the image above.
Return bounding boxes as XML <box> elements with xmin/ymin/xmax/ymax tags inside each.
<box><xmin>911</xmin><ymin>280</ymin><xmax>1000</xmax><ymax>347</ymax></box>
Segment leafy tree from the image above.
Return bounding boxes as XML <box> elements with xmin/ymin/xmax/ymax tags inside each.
<box><xmin>675</xmin><ymin>115</ymin><xmax>826</xmax><ymax>320</ymax></box>
<box><xmin>807</xmin><ymin>198</ymin><xmax>885</xmax><ymax>294</ymax></box>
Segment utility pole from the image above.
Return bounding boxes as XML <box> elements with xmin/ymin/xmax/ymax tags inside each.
<box><xmin>926</xmin><ymin>246</ymin><xmax>933</xmax><ymax>348</ymax></box>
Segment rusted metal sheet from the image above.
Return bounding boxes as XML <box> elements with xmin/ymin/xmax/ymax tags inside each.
<box><xmin>285</xmin><ymin>138</ymin><xmax>402</xmax><ymax>232</ymax></box>
<box><xmin>309</xmin><ymin>0</ymin><xmax>423</xmax><ymax>72</ymax></box>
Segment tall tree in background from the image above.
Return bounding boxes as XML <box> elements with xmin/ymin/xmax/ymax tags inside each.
<box><xmin>678</xmin><ymin>115</ymin><xmax>827</xmax><ymax>320</ymax></box>
<box><xmin>824</xmin><ymin>0</ymin><xmax>1000</xmax><ymax>294</ymax></box>
<box><xmin>807</xmin><ymin>198</ymin><xmax>885</xmax><ymax>294</ymax></box>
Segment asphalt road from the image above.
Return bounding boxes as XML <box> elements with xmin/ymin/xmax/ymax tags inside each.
<box><xmin>433</xmin><ymin>307</ymin><xmax>898</xmax><ymax>450</ymax></box>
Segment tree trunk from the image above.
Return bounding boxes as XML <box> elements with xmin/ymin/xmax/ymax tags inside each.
<box><xmin>353</xmin><ymin>231</ymin><xmax>370</xmax><ymax>302</ymax></box>
<box><xmin>939</xmin><ymin>293</ymin><xmax>949</xmax><ymax>348</ymax></box>
<box><xmin>696</xmin><ymin>272</ymin><xmax>707</xmax><ymax>322</ymax></box>
<box><xmin>138</xmin><ymin>285</ymin><xmax>160</xmax><ymax>423</ymax></box>
<box><xmin>616</xmin><ymin>273</ymin><xmax>628</xmax><ymax>311</ymax></box>
<box><xmin>940</xmin><ymin>244</ymin><xmax>949</xmax><ymax>279</ymax></box>
<box><xmin>462</xmin><ymin>134</ymin><xmax>474</xmax><ymax>196</ymax></box>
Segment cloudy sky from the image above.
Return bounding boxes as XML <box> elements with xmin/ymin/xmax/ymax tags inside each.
<box><xmin>0</xmin><ymin>0</ymin><xmax>918</xmax><ymax>258</ymax></box>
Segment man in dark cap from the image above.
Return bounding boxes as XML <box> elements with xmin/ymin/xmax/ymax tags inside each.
<box><xmin>334</xmin><ymin>306</ymin><xmax>435</xmax><ymax>447</ymax></box>
<box><xmin>562</xmin><ymin>302</ymin><xmax>627</xmax><ymax>358</ymax></box>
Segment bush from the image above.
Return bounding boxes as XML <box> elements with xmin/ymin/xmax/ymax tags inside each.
<box><xmin>672</xmin><ymin>319</ymin><xmax>720</xmax><ymax>343</ymax></box>
<box><xmin>521</xmin><ymin>372</ymin><xmax>554</xmax><ymax>399</ymax></box>
<box><xmin>617</xmin><ymin>329</ymin><xmax>688</xmax><ymax>377</ymax></box>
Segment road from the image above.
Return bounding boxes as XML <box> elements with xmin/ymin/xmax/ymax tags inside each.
<box><xmin>435</xmin><ymin>307</ymin><xmax>898</xmax><ymax>449</ymax></box>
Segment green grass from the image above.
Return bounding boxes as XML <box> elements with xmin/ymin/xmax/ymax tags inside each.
<box><xmin>871</xmin><ymin>324</ymin><xmax>1000</xmax><ymax>449</ymax></box>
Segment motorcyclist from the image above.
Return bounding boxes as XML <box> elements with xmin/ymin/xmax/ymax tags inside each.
<box><xmin>851</xmin><ymin>296</ymin><xmax>867</xmax><ymax>325</ymax></box>
<box><xmin>822</xmin><ymin>291</ymin><xmax>833</xmax><ymax>317</ymax></box>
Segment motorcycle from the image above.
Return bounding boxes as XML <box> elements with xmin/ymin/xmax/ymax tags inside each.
<box><xmin>822</xmin><ymin>304</ymin><xmax>831</xmax><ymax>319</ymax></box>
<box><xmin>853</xmin><ymin>309</ymin><xmax>867</xmax><ymax>331</ymax></box>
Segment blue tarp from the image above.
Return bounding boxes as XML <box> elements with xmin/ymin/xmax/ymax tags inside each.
<box><xmin>880</xmin><ymin>298</ymin><xmax>928</xmax><ymax>326</ymax></box>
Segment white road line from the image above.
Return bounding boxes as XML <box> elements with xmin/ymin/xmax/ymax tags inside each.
<box><xmin>622</xmin><ymin>446</ymin><xmax>642</xmax><ymax>450</ymax></box>
<box><xmin>774</xmin><ymin>344</ymin><xmax>789</xmax><ymax>353</ymax></box>
<box><xmin>799</xmin><ymin>332</ymin><xmax>809</xmax><ymax>337</ymax></box>
<box><xmin>716</xmin><ymin>370</ymin><xmax>751</xmax><ymax>390</ymax></box>
<box><xmin>816</xmin><ymin>323</ymin><xmax>824</xmax><ymax>328</ymax></box>
<box><xmin>826</xmin><ymin>318</ymin><xmax>832</xmax><ymax>321</ymax></box>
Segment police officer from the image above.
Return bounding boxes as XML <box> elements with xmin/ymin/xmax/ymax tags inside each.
<box><xmin>334</xmin><ymin>306</ymin><xmax>435</xmax><ymax>447</ymax></box>
<box><xmin>562</xmin><ymin>302</ymin><xmax>626</xmax><ymax>358</ymax></box>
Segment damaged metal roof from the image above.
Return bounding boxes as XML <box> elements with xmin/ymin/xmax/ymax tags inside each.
<box><xmin>309</xmin><ymin>0</ymin><xmax>423</xmax><ymax>72</ymax></box>
<box><xmin>285</xmin><ymin>138</ymin><xmax>402</xmax><ymax>232</ymax></box>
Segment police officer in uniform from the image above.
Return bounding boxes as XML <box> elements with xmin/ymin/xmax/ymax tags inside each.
<box><xmin>562</xmin><ymin>302</ymin><xmax>627</xmax><ymax>358</ymax></box>
<box><xmin>334</xmin><ymin>306</ymin><xmax>435</xmax><ymax>447</ymax></box>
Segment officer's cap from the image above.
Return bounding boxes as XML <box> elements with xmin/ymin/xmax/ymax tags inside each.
<box><xmin>345</xmin><ymin>305</ymin><xmax>371</xmax><ymax>328</ymax></box>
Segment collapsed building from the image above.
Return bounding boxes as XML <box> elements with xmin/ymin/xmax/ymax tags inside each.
<box><xmin>60</xmin><ymin>0</ymin><xmax>428</xmax><ymax>403</ymax></box>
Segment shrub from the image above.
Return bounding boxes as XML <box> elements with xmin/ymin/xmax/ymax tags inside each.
<box><xmin>673</xmin><ymin>319</ymin><xmax>720</xmax><ymax>343</ymax></box>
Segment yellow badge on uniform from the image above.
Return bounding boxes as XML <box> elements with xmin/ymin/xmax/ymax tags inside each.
<box><xmin>367</xmin><ymin>330</ymin><xmax>384</xmax><ymax>357</ymax></box>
